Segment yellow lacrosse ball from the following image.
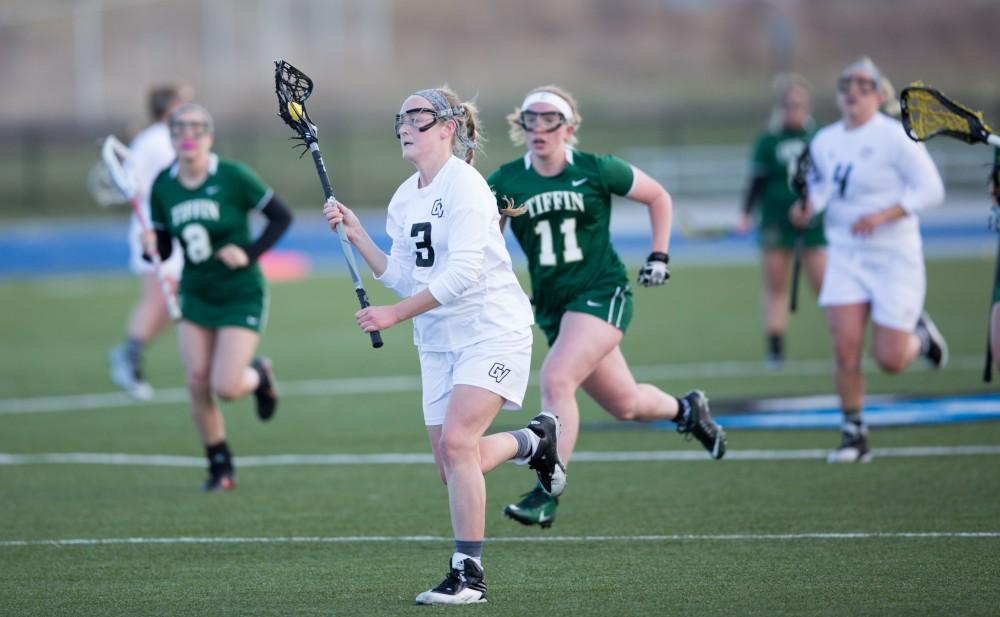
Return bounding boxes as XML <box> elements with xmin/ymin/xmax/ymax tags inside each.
<box><xmin>287</xmin><ymin>101</ymin><xmax>303</xmax><ymax>121</ymax></box>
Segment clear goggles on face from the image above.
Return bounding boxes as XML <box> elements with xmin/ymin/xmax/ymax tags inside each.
<box><xmin>169</xmin><ymin>120</ymin><xmax>212</xmax><ymax>137</ymax></box>
<box><xmin>394</xmin><ymin>107</ymin><xmax>439</xmax><ymax>138</ymax></box>
<box><xmin>837</xmin><ymin>75</ymin><xmax>877</xmax><ymax>95</ymax></box>
<box><xmin>519</xmin><ymin>110</ymin><xmax>566</xmax><ymax>133</ymax></box>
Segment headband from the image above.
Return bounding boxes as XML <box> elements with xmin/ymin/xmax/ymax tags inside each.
<box><xmin>521</xmin><ymin>91</ymin><xmax>574</xmax><ymax>122</ymax></box>
<box><xmin>842</xmin><ymin>58</ymin><xmax>882</xmax><ymax>87</ymax></box>
<box><xmin>412</xmin><ymin>88</ymin><xmax>476</xmax><ymax>151</ymax></box>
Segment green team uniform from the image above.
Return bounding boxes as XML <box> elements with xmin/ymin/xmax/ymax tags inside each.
<box><xmin>488</xmin><ymin>150</ymin><xmax>635</xmax><ymax>345</ymax></box>
<box><xmin>749</xmin><ymin>127</ymin><xmax>826</xmax><ymax>250</ymax></box>
<box><xmin>150</xmin><ymin>155</ymin><xmax>273</xmax><ymax>332</ymax></box>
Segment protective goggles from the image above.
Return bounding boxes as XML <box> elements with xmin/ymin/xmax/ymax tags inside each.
<box><xmin>394</xmin><ymin>107</ymin><xmax>440</xmax><ymax>138</ymax></box>
<box><xmin>169</xmin><ymin>120</ymin><xmax>212</xmax><ymax>137</ymax></box>
<box><xmin>837</xmin><ymin>75</ymin><xmax>877</xmax><ymax>94</ymax></box>
<box><xmin>519</xmin><ymin>110</ymin><xmax>566</xmax><ymax>133</ymax></box>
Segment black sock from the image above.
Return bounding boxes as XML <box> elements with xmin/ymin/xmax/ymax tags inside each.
<box><xmin>767</xmin><ymin>333</ymin><xmax>783</xmax><ymax>358</ymax></box>
<box><xmin>843</xmin><ymin>409</ymin><xmax>863</xmax><ymax>425</ymax></box>
<box><xmin>206</xmin><ymin>441</ymin><xmax>233</xmax><ymax>476</ymax></box>
<box><xmin>672</xmin><ymin>396</ymin><xmax>689</xmax><ymax>424</ymax></box>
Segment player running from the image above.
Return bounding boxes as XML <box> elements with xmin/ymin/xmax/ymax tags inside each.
<box><xmin>108</xmin><ymin>85</ymin><xmax>189</xmax><ymax>400</ymax></box>
<box><xmin>790</xmin><ymin>58</ymin><xmax>947</xmax><ymax>463</ymax></box>
<box><xmin>147</xmin><ymin>103</ymin><xmax>293</xmax><ymax>490</ymax></box>
<box><xmin>739</xmin><ymin>74</ymin><xmax>826</xmax><ymax>367</ymax></box>
<box><xmin>323</xmin><ymin>87</ymin><xmax>564</xmax><ymax>605</ymax></box>
<box><xmin>487</xmin><ymin>85</ymin><xmax>726</xmax><ymax>529</ymax></box>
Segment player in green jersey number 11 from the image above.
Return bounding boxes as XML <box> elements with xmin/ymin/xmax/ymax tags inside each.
<box><xmin>488</xmin><ymin>85</ymin><xmax>727</xmax><ymax>529</ymax></box>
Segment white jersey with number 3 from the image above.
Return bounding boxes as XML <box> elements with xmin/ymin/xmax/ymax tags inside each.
<box><xmin>807</xmin><ymin>112</ymin><xmax>944</xmax><ymax>253</ymax></box>
<box><xmin>376</xmin><ymin>156</ymin><xmax>534</xmax><ymax>352</ymax></box>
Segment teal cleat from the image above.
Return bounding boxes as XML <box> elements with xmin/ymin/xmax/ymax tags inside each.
<box><xmin>504</xmin><ymin>484</ymin><xmax>558</xmax><ymax>529</ymax></box>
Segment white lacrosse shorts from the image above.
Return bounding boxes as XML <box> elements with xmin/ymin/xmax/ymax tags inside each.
<box><xmin>127</xmin><ymin>216</ymin><xmax>183</xmax><ymax>278</ymax></box>
<box><xmin>419</xmin><ymin>327</ymin><xmax>533</xmax><ymax>426</ymax></box>
<box><xmin>818</xmin><ymin>244</ymin><xmax>926</xmax><ymax>332</ymax></box>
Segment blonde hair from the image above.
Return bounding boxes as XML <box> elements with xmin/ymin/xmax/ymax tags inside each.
<box><xmin>879</xmin><ymin>75</ymin><xmax>901</xmax><ymax>118</ymax></box>
<box><xmin>767</xmin><ymin>73</ymin><xmax>811</xmax><ymax>133</ymax></box>
<box><xmin>415</xmin><ymin>86</ymin><xmax>483</xmax><ymax>165</ymax></box>
<box><xmin>507</xmin><ymin>85</ymin><xmax>582</xmax><ymax>147</ymax></box>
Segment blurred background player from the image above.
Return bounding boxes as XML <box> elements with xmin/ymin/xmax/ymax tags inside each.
<box><xmin>108</xmin><ymin>84</ymin><xmax>190</xmax><ymax>400</ymax></box>
<box><xmin>323</xmin><ymin>87</ymin><xmax>564</xmax><ymax>605</ymax></box>
<box><xmin>147</xmin><ymin>103</ymin><xmax>293</xmax><ymax>490</ymax></box>
<box><xmin>739</xmin><ymin>74</ymin><xmax>826</xmax><ymax>367</ymax></box>
<box><xmin>990</xmin><ymin>147</ymin><xmax>1000</xmax><ymax>375</ymax></box>
<box><xmin>488</xmin><ymin>85</ymin><xmax>726</xmax><ymax>529</ymax></box>
<box><xmin>790</xmin><ymin>57</ymin><xmax>947</xmax><ymax>463</ymax></box>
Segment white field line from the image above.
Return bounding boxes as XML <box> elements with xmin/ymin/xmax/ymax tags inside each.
<box><xmin>1</xmin><ymin>445</ymin><xmax>998</xmax><ymax>468</ymax></box>
<box><xmin>2</xmin><ymin>531</ymin><xmax>998</xmax><ymax>548</ymax></box>
<box><xmin>0</xmin><ymin>355</ymin><xmax>985</xmax><ymax>415</ymax></box>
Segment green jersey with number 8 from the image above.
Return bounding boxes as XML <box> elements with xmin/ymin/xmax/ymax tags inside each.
<box><xmin>150</xmin><ymin>155</ymin><xmax>272</xmax><ymax>306</ymax></box>
<box><xmin>488</xmin><ymin>149</ymin><xmax>635</xmax><ymax>336</ymax></box>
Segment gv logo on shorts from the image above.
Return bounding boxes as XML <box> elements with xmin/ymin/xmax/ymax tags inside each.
<box><xmin>488</xmin><ymin>362</ymin><xmax>511</xmax><ymax>383</ymax></box>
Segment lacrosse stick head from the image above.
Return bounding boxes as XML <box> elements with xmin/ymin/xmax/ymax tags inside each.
<box><xmin>790</xmin><ymin>146</ymin><xmax>812</xmax><ymax>200</ymax></box>
<box><xmin>99</xmin><ymin>135</ymin><xmax>137</xmax><ymax>201</ymax></box>
<box><xmin>274</xmin><ymin>59</ymin><xmax>319</xmax><ymax>147</ymax></box>
<box><xmin>900</xmin><ymin>82</ymin><xmax>994</xmax><ymax>145</ymax></box>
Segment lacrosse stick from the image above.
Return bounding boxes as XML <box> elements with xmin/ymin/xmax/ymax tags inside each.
<box><xmin>273</xmin><ymin>59</ymin><xmax>383</xmax><ymax>348</ymax></box>
<box><xmin>101</xmin><ymin>135</ymin><xmax>181</xmax><ymax>321</ymax></box>
<box><xmin>901</xmin><ymin>83</ymin><xmax>999</xmax><ymax>380</ymax></box>
<box><xmin>788</xmin><ymin>146</ymin><xmax>812</xmax><ymax>313</ymax></box>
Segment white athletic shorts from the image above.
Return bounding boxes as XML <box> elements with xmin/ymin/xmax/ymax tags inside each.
<box><xmin>128</xmin><ymin>216</ymin><xmax>183</xmax><ymax>278</ymax></box>
<box><xmin>818</xmin><ymin>244</ymin><xmax>926</xmax><ymax>331</ymax></box>
<box><xmin>418</xmin><ymin>327</ymin><xmax>533</xmax><ymax>426</ymax></box>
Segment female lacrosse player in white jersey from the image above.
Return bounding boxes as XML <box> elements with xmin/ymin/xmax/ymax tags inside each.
<box><xmin>108</xmin><ymin>85</ymin><xmax>188</xmax><ymax>400</ymax></box>
<box><xmin>323</xmin><ymin>87</ymin><xmax>564</xmax><ymax>606</ymax></box>
<box><xmin>790</xmin><ymin>57</ymin><xmax>947</xmax><ymax>463</ymax></box>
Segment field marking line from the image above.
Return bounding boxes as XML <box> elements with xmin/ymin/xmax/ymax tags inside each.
<box><xmin>0</xmin><ymin>356</ymin><xmax>985</xmax><ymax>415</ymax></box>
<box><xmin>1</xmin><ymin>445</ymin><xmax>998</xmax><ymax>468</ymax></box>
<box><xmin>3</xmin><ymin>531</ymin><xmax>999</xmax><ymax>548</ymax></box>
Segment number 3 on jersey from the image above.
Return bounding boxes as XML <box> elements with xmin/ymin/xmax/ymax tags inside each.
<box><xmin>535</xmin><ymin>218</ymin><xmax>583</xmax><ymax>266</ymax></box>
<box><xmin>411</xmin><ymin>222</ymin><xmax>435</xmax><ymax>267</ymax></box>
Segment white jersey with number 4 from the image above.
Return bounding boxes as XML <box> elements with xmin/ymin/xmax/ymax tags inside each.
<box><xmin>125</xmin><ymin>121</ymin><xmax>183</xmax><ymax>276</ymax></box>
<box><xmin>807</xmin><ymin>112</ymin><xmax>944</xmax><ymax>254</ymax></box>
<box><xmin>376</xmin><ymin>155</ymin><xmax>534</xmax><ymax>352</ymax></box>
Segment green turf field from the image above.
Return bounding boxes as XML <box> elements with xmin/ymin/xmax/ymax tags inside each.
<box><xmin>1</xmin><ymin>258</ymin><xmax>999</xmax><ymax>616</ymax></box>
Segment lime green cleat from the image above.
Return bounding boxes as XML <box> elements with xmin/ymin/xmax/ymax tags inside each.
<box><xmin>503</xmin><ymin>484</ymin><xmax>558</xmax><ymax>529</ymax></box>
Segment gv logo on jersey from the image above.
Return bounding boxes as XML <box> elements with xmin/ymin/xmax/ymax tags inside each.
<box><xmin>488</xmin><ymin>362</ymin><xmax>511</xmax><ymax>383</ymax></box>
<box><xmin>431</xmin><ymin>199</ymin><xmax>444</xmax><ymax>218</ymax></box>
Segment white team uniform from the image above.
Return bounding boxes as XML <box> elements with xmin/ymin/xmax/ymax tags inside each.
<box><xmin>807</xmin><ymin>113</ymin><xmax>944</xmax><ymax>330</ymax></box>
<box><xmin>376</xmin><ymin>156</ymin><xmax>535</xmax><ymax>425</ymax></box>
<box><xmin>125</xmin><ymin>122</ymin><xmax>183</xmax><ymax>277</ymax></box>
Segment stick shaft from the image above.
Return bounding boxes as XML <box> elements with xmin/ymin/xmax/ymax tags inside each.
<box><xmin>308</xmin><ymin>143</ymin><xmax>383</xmax><ymax>349</ymax></box>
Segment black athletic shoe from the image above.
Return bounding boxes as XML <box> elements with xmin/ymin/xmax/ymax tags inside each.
<box><xmin>202</xmin><ymin>472</ymin><xmax>236</xmax><ymax>492</ymax></box>
<box><xmin>251</xmin><ymin>357</ymin><xmax>278</xmax><ymax>421</ymax></box>
<box><xmin>677</xmin><ymin>390</ymin><xmax>726</xmax><ymax>460</ymax></box>
<box><xmin>915</xmin><ymin>311</ymin><xmax>949</xmax><ymax>369</ymax></box>
<box><xmin>526</xmin><ymin>413</ymin><xmax>567</xmax><ymax>496</ymax></box>
<box><xmin>415</xmin><ymin>557</ymin><xmax>487</xmax><ymax>605</ymax></box>
<box><xmin>827</xmin><ymin>421</ymin><xmax>872</xmax><ymax>463</ymax></box>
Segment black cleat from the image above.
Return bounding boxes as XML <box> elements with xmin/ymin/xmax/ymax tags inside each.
<box><xmin>251</xmin><ymin>357</ymin><xmax>278</xmax><ymax>421</ymax></box>
<box><xmin>526</xmin><ymin>413</ymin><xmax>566</xmax><ymax>496</ymax></box>
<box><xmin>677</xmin><ymin>390</ymin><xmax>726</xmax><ymax>459</ymax></box>
<box><xmin>415</xmin><ymin>557</ymin><xmax>487</xmax><ymax>605</ymax></box>
<box><xmin>827</xmin><ymin>421</ymin><xmax>872</xmax><ymax>464</ymax></box>
<box><xmin>202</xmin><ymin>472</ymin><xmax>236</xmax><ymax>492</ymax></box>
<box><xmin>915</xmin><ymin>311</ymin><xmax>949</xmax><ymax>369</ymax></box>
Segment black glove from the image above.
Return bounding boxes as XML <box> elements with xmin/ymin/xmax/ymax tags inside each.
<box><xmin>637</xmin><ymin>252</ymin><xmax>670</xmax><ymax>287</ymax></box>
